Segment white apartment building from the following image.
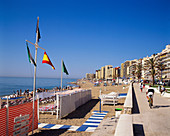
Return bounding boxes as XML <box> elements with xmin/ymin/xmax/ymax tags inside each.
<box><xmin>142</xmin><ymin>45</ymin><xmax>170</xmax><ymax>81</ymax></box>
<box><xmin>156</xmin><ymin>45</ymin><xmax>170</xmax><ymax>80</ymax></box>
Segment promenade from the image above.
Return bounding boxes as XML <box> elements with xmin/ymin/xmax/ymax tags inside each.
<box><xmin>133</xmin><ymin>83</ymin><xmax>170</xmax><ymax>136</ymax></box>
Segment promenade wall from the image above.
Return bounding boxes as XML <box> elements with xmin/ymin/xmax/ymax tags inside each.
<box><xmin>115</xmin><ymin>83</ymin><xmax>133</xmax><ymax>136</ymax></box>
<box><xmin>123</xmin><ymin>83</ymin><xmax>133</xmax><ymax>114</ymax></box>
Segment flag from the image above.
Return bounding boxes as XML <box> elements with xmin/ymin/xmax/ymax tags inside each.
<box><xmin>26</xmin><ymin>42</ymin><xmax>36</xmax><ymax>67</ymax></box>
<box><xmin>36</xmin><ymin>18</ymin><xmax>41</xmax><ymax>42</ymax></box>
<box><xmin>62</xmin><ymin>60</ymin><xmax>69</xmax><ymax>75</ymax></box>
<box><xmin>42</xmin><ymin>52</ymin><xmax>55</xmax><ymax>70</ymax></box>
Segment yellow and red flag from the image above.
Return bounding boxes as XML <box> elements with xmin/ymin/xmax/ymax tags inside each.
<box><xmin>42</xmin><ymin>52</ymin><xmax>55</xmax><ymax>70</ymax></box>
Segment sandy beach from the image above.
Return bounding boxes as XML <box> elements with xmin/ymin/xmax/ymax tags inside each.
<box><xmin>30</xmin><ymin>79</ymin><xmax>129</xmax><ymax>136</ymax></box>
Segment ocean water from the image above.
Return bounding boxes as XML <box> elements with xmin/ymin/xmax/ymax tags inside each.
<box><xmin>0</xmin><ymin>77</ymin><xmax>78</xmax><ymax>97</ymax></box>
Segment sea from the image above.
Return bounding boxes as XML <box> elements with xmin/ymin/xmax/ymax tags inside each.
<box><xmin>0</xmin><ymin>77</ymin><xmax>78</xmax><ymax>97</ymax></box>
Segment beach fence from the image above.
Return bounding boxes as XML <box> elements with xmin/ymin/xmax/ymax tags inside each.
<box><xmin>37</xmin><ymin>89</ymin><xmax>92</xmax><ymax>119</ymax></box>
<box><xmin>0</xmin><ymin>100</ymin><xmax>38</xmax><ymax>136</ymax></box>
<box><xmin>60</xmin><ymin>89</ymin><xmax>91</xmax><ymax>118</ymax></box>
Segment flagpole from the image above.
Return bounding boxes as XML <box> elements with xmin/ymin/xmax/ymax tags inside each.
<box><xmin>26</xmin><ymin>16</ymin><xmax>45</xmax><ymax>134</ymax></box>
<box><xmin>61</xmin><ymin>59</ymin><xmax>63</xmax><ymax>90</ymax></box>
<box><xmin>32</xmin><ymin>16</ymin><xmax>39</xmax><ymax>134</ymax></box>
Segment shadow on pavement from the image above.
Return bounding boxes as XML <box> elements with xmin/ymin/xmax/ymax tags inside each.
<box><xmin>132</xmin><ymin>84</ymin><xmax>140</xmax><ymax>114</ymax></box>
<box><xmin>153</xmin><ymin>105</ymin><xmax>170</xmax><ymax>109</ymax></box>
<box><xmin>133</xmin><ymin>124</ymin><xmax>145</xmax><ymax>136</ymax></box>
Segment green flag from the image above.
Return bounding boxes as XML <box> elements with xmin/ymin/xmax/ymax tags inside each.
<box><xmin>62</xmin><ymin>60</ymin><xmax>69</xmax><ymax>75</ymax></box>
<box><xmin>26</xmin><ymin>42</ymin><xmax>36</xmax><ymax>67</ymax></box>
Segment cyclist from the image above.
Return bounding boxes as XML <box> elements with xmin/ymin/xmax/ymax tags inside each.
<box><xmin>146</xmin><ymin>88</ymin><xmax>155</xmax><ymax>106</ymax></box>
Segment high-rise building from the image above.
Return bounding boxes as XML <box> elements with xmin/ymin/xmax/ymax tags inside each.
<box><xmin>105</xmin><ymin>65</ymin><xmax>113</xmax><ymax>80</ymax></box>
<box><xmin>93</xmin><ymin>45</ymin><xmax>170</xmax><ymax>82</ymax></box>
<box><xmin>156</xmin><ymin>45</ymin><xmax>170</xmax><ymax>80</ymax></box>
<box><xmin>112</xmin><ymin>67</ymin><xmax>116</xmax><ymax>79</ymax></box>
<box><xmin>95</xmin><ymin>69</ymin><xmax>101</xmax><ymax>79</ymax></box>
<box><xmin>142</xmin><ymin>56</ymin><xmax>149</xmax><ymax>80</ymax></box>
<box><xmin>95</xmin><ymin>70</ymin><xmax>98</xmax><ymax>79</ymax></box>
<box><xmin>128</xmin><ymin>59</ymin><xmax>138</xmax><ymax>80</ymax></box>
<box><xmin>101</xmin><ymin>66</ymin><xmax>105</xmax><ymax>79</ymax></box>
<box><xmin>125</xmin><ymin>61</ymin><xmax>130</xmax><ymax>78</ymax></box>
<box><xmin>115</xmin><ymin>67</ymin><xmax>120</xmax><ymax>78</ymax></box>
<box><xmin>86</xmin><ymin>73</ymin><xmax>95</xmax><ymax>80</ymax></box>
<box><xmin>98</xmin><ymin>70</ymin><xmax>101</xmax><ymax>79</ymax></box>
<box><xmin>120</xmin><ymin>63</ymin><xmax>124</xmax><ymax>78</ymax></box>
<box><xmin>121</xmin><ymin>61</ymin><xmax>130</xmax><ymax>78</ymax></box>
<box><xmin>97</xmin><ymin>65</ymin><xmax>120</xmax><ymax>80</ymax></box>
<box><xmin>142</xmin><ymin>45</ymin><xmax>170</xmax><ymax>81</ymax></box>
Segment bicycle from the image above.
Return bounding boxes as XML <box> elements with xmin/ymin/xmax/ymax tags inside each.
<box><xmin>148</xmin><ymin>95</ymin><xmax>153</xmax><ymax>109</ymax></box>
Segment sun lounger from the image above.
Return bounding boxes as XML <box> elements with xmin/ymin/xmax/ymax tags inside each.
<box><xmin>100</xmin><ymin>93</ymin><xmax>118</xmax><ymax>105</ymax></box>
<box><xmin>39</xmin><ymin>104</ymin><xmax>59</xmax><ymax>115</ymax></box>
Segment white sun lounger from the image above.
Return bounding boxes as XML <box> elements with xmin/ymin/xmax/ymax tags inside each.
<box><xmin>100</xmin><ymin>92</ymin><xmax>118</xmax><ymax>105</ymax></box>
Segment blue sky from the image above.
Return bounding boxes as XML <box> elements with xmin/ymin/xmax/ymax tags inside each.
<box><xmin>0</xmin><ymin>0</ymin><xmax>170</xmax><ymax>78</ymax></box>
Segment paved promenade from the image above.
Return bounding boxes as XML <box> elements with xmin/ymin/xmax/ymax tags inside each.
<box><xmin>133</xmin><ymin>83</ymin><xmax>170</xmax><ymax>136</ymax></box>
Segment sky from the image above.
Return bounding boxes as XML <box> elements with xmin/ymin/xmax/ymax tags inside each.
<box><xmin>0</xmin><ymin>0</ymin><xmax>170</xmax><ymax>78</ymax></box>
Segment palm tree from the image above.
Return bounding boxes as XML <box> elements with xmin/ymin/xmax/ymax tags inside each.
<box><xmin>135</xmin><ymin>62</ymin><xmax>142</xmax><ymax>82</ymax></box>
<box><xmin>144</xmin><ymin>54</ymin><xmax>158</xmax><ymax>86</ymax></box>
<box><xmin>132</xmin><ymin>71</ymin><xmax>135</xmax><ymax>80</ymax></box>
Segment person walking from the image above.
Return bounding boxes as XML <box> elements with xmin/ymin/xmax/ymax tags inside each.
<box><xmin>140</xmin><ymin>83</ymin><xmax>143</xmax><ymax>92</ymax></box>
<box><xmin>27</xmin><ymin>89</ymin><xmax>29</xmax><ymax>97</ymax></box>
<box><xmin>161</xmin><ymin>85</ymin><xmax>166</xmax><ymax>95</ymax></box>
<box><xmin>16</xmin><ymin>90</ymin><xmax>19</xmax><ymax>97</ymax></box>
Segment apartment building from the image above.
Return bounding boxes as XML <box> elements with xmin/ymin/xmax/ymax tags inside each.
<box><xmin>95</xmin><ymin>69</ymin><xmax>101</xmax><ymax>79</ymax></box>
<box><xmin>142</xmin><ymin>56</ymin><xmax>150</xmax><ymax>80</ymax></box>
<box><xmin>101</xmin><ymin>66</ymin><xmax>105</xmax><ymax>79</ymax></box>
<box><xmin>115</xmin><ymin>67</ymin><xmax>120</xmax><ymax>78</ymax></box>
<box><xmin>120</xmin><ymin>61</ymin><xmax>130</xmax><ymax>78</ymax></box>
<box><xmin>128</xmin><ymin>59</ymin><xmax>138</xmax><ymax>79</ymax></box>
<box><xmin>112</xmin><ymin>67</ymin><xmax>116</xmax><ymax>79</ymax></box>
<box><xmin>93</xmin><ymin>45</ymin><xmax>169</xmax><ymax>83</ymax></box>
<box><xmin>141</xmin><ymin>45</ymin><xmax>170</xmax><ymax>82</ymax></box>
<box><xmin>120</xmin><ymin>63</ymin><xmax>124</xmax><ymax>78</ymax></box>
<box><xmin>105</xmin><ymin>65</ymin><xmax>113</xmax><ymax>80</ymax></box>
<box><xmin>156</xmin><ymin>45</ymin><xmax>170</xmax><ymax>80</ymax></box>
<box><xmin>86</xmin><ymin>73</ymin><xmax>95</xmax><ymax>80</ymax></box>
<box><xmin>95</xmin><ymin>65</ymin><xmax>120</xmax><ymax>80</ymax></box>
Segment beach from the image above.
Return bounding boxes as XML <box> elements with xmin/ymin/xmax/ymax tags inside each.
<box><xmin>0</xmin><ymin>77</ymin><xmax>77</xmax><ymax>97</ymax></box>
<box><xmin>31</xmin><ymin>79</ymin><xmax>129</xmax><ymax>136</ymax></box>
